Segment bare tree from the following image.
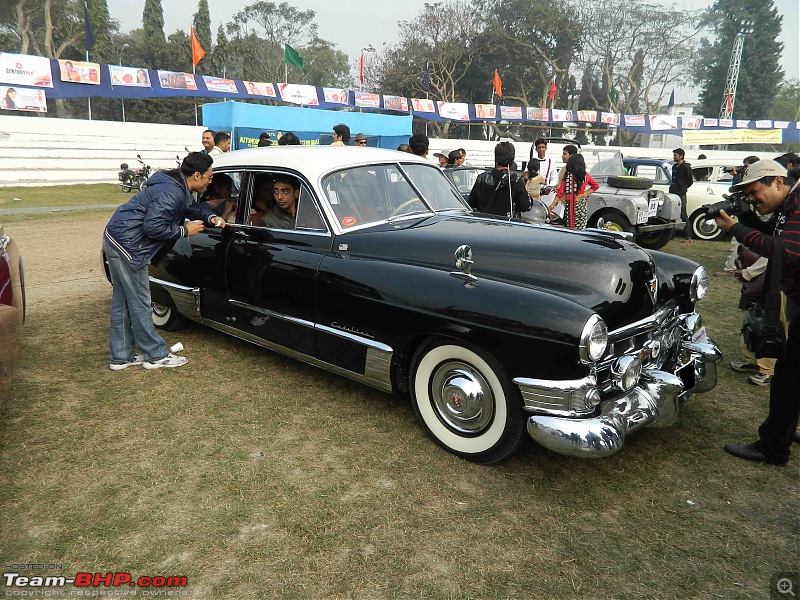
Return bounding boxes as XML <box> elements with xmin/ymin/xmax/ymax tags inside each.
<box><xmin>576</xmin><ymin>0</ymin><xmax>703</xmax><ymax>115</ymax></box>
<box><xmin>378</xmin><ymin>2</ymin><xmax>488</xmax><ymax>136</ymax></box>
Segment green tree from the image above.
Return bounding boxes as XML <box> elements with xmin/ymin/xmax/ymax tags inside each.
<box><xmin>142</xmin><ymin>0</ymin><xmax>165</xmax><ymax>45</ymax></box>
<box><xmin>302</xmin><ymin>38</ymin><xmax>351</xmax><ymax>87</ymax></box>
<box><xmin>224</xmin><ymin>1</ymin><xmax>320</xmax><ymax>82</ymax></box>
<box><xmin>193</xmin><ymin>0</ymin><xmax>211</xmax><ymax>51</ymax></box>
<box><xmin>475</xmin><ymin>0</ymin><xmax>582</xmax><ymax>109</ymax></box>
<box><xmin>695</xmin><ymin>0</ymin><xmax>783</xmax><ymax>119</ymax></box>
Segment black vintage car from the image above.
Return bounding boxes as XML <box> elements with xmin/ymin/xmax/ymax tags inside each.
<box><xmin>138</xmin><ymin>146</ymin><xmax>721</xmax><ymax>463</ymax></box>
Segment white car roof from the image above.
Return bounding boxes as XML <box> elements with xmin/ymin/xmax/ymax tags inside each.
<box><xmin>688</xmin><ymin>159</ymin><xmax>741</xmax><ymax>168</ymax></box>
<box><xmin>210</xmin><ymin>145</ymin><xmax>431</xmax><ymax>179</ymax></box>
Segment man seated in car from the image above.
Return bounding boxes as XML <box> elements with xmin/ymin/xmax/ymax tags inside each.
<box><xmin>260</xmin><ymin>174</ymin><xmax>299</xmax><ymax>229</ymax></box>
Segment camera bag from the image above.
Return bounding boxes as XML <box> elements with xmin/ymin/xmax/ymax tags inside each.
<box><xmin>741</xmin><ymin>237</ymin><xmax>785</xmax><ymax>359</ymax></box>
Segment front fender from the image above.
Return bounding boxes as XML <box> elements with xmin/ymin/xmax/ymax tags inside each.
<box><xmin>317</xmin><ymin>254</ymin><xmax>598</xmax><ymax>382</ymax></box>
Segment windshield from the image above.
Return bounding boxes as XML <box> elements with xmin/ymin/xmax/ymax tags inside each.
<box><xmin>321</xmin><ymin>162</ymin><xmax>467</xmax><ymax>230</ymax></box>
<box><xmin>446</xmin><ymin>167</ymin><xmax>483</xmax><ymax>195</ymax></box>
<box><xmin>590</xmin><ymin>150</ymin><xmax>625</xmax><ymax>176</ymax></box>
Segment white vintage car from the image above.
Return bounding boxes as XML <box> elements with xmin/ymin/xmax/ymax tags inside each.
<box><xmin>623</xmin><ymin>158</ymin><xmax>742</xmax><ymax>241</ymax></box>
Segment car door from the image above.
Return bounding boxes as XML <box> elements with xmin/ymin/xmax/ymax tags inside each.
<box><xmin>220</xmin><ymin>170</ymin><xmax>332</xmax><ymax>358</ymax></box>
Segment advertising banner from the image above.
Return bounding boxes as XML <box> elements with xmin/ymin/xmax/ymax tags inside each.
<box><xmin>682</xmin><ymin>129</ymin><xmax>782</xmax><ymax>145</ymax></box>
<box><xmin>649</xmin><ymin>115</ymin><xmax>678</xmax><ymax>130</ymax></box>
<box><xmin>600</xmin><ymin>112</ymin><xmax>619</xmax><ymax>125</ymax></box>
<box><xmin>323</xmin><ymin>88</ymin><xmax>349</xmax><ymax>104</ymax></box>
<box><xmin>0</xmin><ymin>52</ymin><xmax>53</xmax><ymax>87</ymax></box>
<box><xmin>576</xmin><ymin>110</ymin><xmax>597</xmax><ymax>123</ymax></box>
<box><xmin>203</xmin><ymin>76</ymin><xmax>238</xmax><ymax>94</ymax></box>
<box><xmin>624</xmin><ymin>114</ymin><xmax>646</xmax><ymax>127</ymax></box>
<box><xmin>475</xmin><ymin>104</ymin><xmax>496</xmax><ymax>119</ymax></box>
<box><xmin>382</xmin><ymin>95</ymin><xmax>408</xmax><ymax>112</ymax></box>
<box><xmin>500</xmin><ymin>106</ymin><xmax>522</xmax><ymax>120</ymax></box>
<box><xmin>58</xmin><ymin>59</ymin><xmax>101</xmax><ymax>85</ymax></box>
<box><xmin>278</xmin><ymin>84</ymin><xmax>319</xmax><ymax>105</ymax></box>
<box><xmin>158</xmin><ymin>71</ymin><xmax>197</xmax><ymax>90</ymax></box>
<box><xmin>109</xmin><ymin>66</ymin><xmax>151</xmax><ymax>87</ymax></box>
<box><xmin>527</xmin><ymin>107</ymin><xmax>548</xmax><ymax>121</ymax></box>
<box><xmin>551</xmin><ymin>109</ymin><xmax>572</xmax><ymax>122</ymax></box>
<box><xmin>244</xmin><ymin>81</ymin><xmax>277</xmax><ymax>97</ymax></box>
<box><xmin>437</xmin><ymin>102</ymin><xmax>469</xmax><ymax>121</ymax></box>
<box><xmin>0</xmin><ymin>86</ymin><xmax>47</xmax><ymax>112</ymax></box>
<box><xmin>354</xmin><ymin>92</ymin><xmax>380</xmax><ymax>108</ymax></box>
<box><xmin>411</xmin><ymin>98</ymin><xmax>435</xmax><ymax>113</ymax></box>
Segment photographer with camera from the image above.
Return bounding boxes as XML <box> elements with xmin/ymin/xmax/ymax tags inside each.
<box><xmin>714</xmin><ymin>159</ymin><xmax>800</xmax><ymax>466</ymax></box>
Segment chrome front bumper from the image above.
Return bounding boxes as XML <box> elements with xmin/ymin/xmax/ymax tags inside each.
<box><xmin>521</xmin><ymin>337</ymin><xmax>721</xmax><ymax>458</ymax></box>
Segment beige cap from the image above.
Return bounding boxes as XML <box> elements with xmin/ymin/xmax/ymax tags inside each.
<box><xmin>729</xmin><ymin>159</ymin><xmax>787</xmax><ymax>192</ymax></box>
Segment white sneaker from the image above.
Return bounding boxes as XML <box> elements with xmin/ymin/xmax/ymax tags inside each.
<box><xmin>110</xmin><ymin>354</ymin><xmax>145</xmax><ymax>371</ymax></box>
<box><xmin>143</xmin><ymin>353</ymin><xmax>188</xmax><ymax>370</ymax></box>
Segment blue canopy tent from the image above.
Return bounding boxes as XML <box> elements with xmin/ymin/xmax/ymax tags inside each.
<box><xmin>202</xmin><ymin>101</ymin><xmax>413</xmax><ymax>150</ymax></box>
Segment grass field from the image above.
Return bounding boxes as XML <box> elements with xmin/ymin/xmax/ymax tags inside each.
<box><xmin>0</xmin><ymin>220</ymin><xmax>798</xmax><ymax>599</ymax></box>
<box><xmin>0</xmin><ymin>183</ymin><xmax>124</xmax><ymax>209</ymax></box>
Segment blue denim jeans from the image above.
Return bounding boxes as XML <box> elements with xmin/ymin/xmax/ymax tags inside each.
<box><xmin>104</xmin><ymin>239</ymin><xmax>167</xmax><ymax>364</ymax></box>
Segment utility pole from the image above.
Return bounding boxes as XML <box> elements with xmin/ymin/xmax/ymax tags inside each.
<box><xmin>718</xmin><ymin>19</ymin><xmax>754</xmax><ymax>148</ymax></box>
<box><xmin>119</xmin><ymin>44</ymin><xmax>129</xmax><ymax>122</ymax></box>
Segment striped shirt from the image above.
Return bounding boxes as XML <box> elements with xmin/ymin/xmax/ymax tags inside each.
<box><xmin>730</xmin><ymin>183</ymin><xmax>800</xmax><ymax>300</ymax></box>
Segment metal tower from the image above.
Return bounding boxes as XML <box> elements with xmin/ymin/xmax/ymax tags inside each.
<box><xmin>719</xmin><ymin>19</ymin><xmax>754</xmax><ymax>120</ymax></box>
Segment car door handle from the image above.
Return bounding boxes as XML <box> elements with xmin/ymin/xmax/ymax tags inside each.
<box><xmin>232</xmin><ymin>229</ymin><xmax>248</xmax><ymax>245</ymax></box>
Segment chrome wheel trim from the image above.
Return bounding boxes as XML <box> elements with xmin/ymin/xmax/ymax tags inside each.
<box><xmin>430</xmin><ymin>362</ymin><xmax>494</xmax><ymax>434</ymax></box>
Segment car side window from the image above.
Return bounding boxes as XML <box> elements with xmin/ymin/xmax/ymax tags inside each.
<box><xmin>635</xmin><ymin>165</ymin><xmax>659</xmax><ymax>181</ymax></box>
<box><xmin>244</xmin><ymin>171</ymin><xmax>327</xmax><ymax>233</ymax></box>
<box><xmin>295</xmin><ymin>187</ymin><xmax>327</xmax><ymax>231</ymax></box>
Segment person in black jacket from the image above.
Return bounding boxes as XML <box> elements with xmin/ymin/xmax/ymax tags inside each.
<box><xmin>103</xmin><ymin>152</ymin><xmax>226</xmax><ymax>370</ymax></box>
<box><xmin>467</xmin><ymin>142</ymin><xmax>531</xmax><ymax>217</ymax></box>
<box><xmin>670</xmin><ymin>147</ymin><xmax>694</xmax><ymax>242</ymax></box>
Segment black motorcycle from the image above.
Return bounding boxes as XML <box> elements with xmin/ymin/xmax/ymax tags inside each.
<box><xmin>118</xmin><ymin>154</ymin><xmax>152</xmax><ymax>192</ymax></box>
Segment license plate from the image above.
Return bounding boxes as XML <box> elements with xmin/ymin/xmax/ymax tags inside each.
<box><xmin>637</xmin><ymin>211</ymin><xmax>649</xmax><ymax>224</ymax></box>
<box><xmin>648</xmin><ymin>199</ymin><xmax>659</xmax><ymax>217</ymax></box>
<box><xmin>692</xmin><ymin>326</ymin><xmax>708</xmax><ymax>344</ymax></box>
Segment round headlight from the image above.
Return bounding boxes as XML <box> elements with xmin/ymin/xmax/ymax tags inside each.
<box><xmin>690</xmin><ymin>266</ymin><xmax>709</xmax><ymax>302</ymax></box>
<box><xmin>579</xmin><ymin>315</ymin><xmax>608</xmax><ymax>363</ymax></box>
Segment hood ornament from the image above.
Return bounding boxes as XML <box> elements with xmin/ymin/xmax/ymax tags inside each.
<box><xmin>450</xmin><ymin>245</ymin><xmax>478</xmax><ymax>286</ymax></box>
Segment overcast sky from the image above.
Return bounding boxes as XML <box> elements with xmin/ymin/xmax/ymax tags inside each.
<box><xmin>107</xmin><ymin>0</ymin><xmax>799</xmax><ymax>105</ymax></box>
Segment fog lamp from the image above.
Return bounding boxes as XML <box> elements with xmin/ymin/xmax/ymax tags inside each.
<box><xmin>612</xmin><ymin>355</ymin><xmax>643</xmax><ymax>391</ymax></box>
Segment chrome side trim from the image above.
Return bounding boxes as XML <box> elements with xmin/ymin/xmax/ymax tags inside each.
<box><xmin>228</xmin><ymin>299</ymin><xmax>316</xmax><ymax>330</ymax></box>
<box><xmin>315</xmin><ymin>323</ymin><xmax>393</xmax><ymax>353</ymax></box>
<box><xmin>150</xmin><ymin>277</ymin><xmax>196</xmax><ymax>293</ymax></box>
<box><xmin>201</xmin><ymin>319</ymin><xmax>394</xmax><ymax>393</ymax></box>
<box><xmin>150</xmin><ymin>277</ymin><xmax>200</xmax><ymax>319</ymax></box>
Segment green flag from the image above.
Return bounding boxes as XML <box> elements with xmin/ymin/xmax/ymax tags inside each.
<box><xmin>609</xmin><ymin>86</ymin><xmax>617</xmax><ymax>106</ymax></box>
<box><xmin>285</xmin><ymin>44</ymin><xmax>304</xmax><ymax>69</ymax></box>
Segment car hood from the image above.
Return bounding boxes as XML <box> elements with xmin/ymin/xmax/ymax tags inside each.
<box><xmin>341</xmin><ymin>214</ymin><xmax>660</xmax><ymax>330</ymax></box>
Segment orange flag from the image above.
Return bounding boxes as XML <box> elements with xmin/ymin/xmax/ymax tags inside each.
<box><xmin>492</xmin><ymin>70</ymin><xmax>502</xmax><ymax>98</ymax></box>
<box><xmin>191</xmin><ymin>27</ymin><xmax>205</xmax><ymax>67</ymax></box>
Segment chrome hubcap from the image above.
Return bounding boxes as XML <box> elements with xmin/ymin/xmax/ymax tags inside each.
<box><xmin>152</xmin><ymin>303</ymin><xmax>169</xmax><ymax>317</ymax></box>
<box><xmin>430</xmin><ymin>361</ymin><xmax>493</xmax><ymax>433</ymax></box>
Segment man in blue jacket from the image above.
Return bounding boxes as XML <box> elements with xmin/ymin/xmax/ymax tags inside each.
<box><xmin>103</xmin><ymin>152</ymin><xmax>226</xmax><ymax>370</ymax></box>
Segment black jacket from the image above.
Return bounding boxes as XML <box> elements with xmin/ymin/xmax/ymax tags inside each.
<box><xmin>467</xmin><ymin>169</ymin><xmax>531</xmax><ymax>217</ymax></box>
<box><xmin>669</xmin><ymin>162</ymin><xmax>693</xmax><ymax>195</ymax></box>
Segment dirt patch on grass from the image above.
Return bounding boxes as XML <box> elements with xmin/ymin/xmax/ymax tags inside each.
<box><xmin>6</xmin><ymin>212</ymin><xmax>111</xmax><ymax>307</ymax></box>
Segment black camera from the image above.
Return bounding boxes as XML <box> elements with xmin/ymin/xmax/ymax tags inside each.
<box><xmin>704</xmin><ymin>191</ymin><xmax>752</xmax><ymax>219</ymax></box>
